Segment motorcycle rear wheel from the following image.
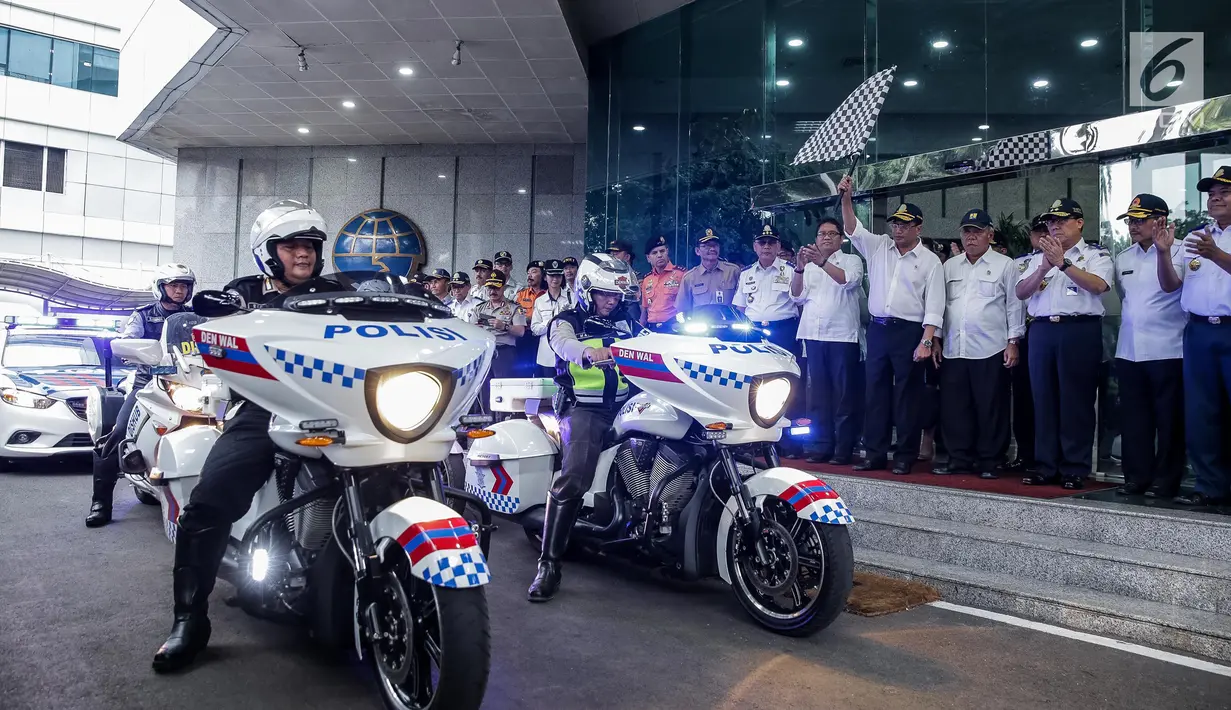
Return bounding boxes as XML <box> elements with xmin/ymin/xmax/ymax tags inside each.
<box><xmin>726</xmin><ymin>498</ymin><xmax>853</xmax><ymax>637</ymax></box>
<box><xmin>368</xmin><ymin>555</ymin><xmax>491</xmax><ymax>710</ymax></box>
<box><xmin>133</xmin><ymin>486</ymin><xmax>160</xmax><ymax>506</ymax></box>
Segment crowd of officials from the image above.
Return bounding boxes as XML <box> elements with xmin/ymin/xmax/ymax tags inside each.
<box><xmin>415</xmin><ymin>166</ymin><xmax>1231</xmax><ymax>510</ymax></box>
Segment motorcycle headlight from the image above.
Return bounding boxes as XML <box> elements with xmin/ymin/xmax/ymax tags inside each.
<box><xmin>166</xmin><ymin>383</ymin><xmax>205</xmax><ymax>413</ymax></box>
<box><xmin>364</xmin><ymin>366</ymin><xmax>455</xmax><ymax>444</ymax></box>
<box><xmin>0</xmin><ymin>388</ymin><xmax>55</xmax><ymax>409</ymax></box>
<box><xmin>749</xmin><ymin>375</ymin><xmax>794</xmax><ymax>428</ymax></box>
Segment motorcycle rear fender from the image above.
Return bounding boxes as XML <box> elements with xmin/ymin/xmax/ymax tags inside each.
<box><xmin>153</xmin><ymin>424</ymin><xmax>218</xmax><ymax>482</ymax></box>
<box><xmin>715</xmin><ymin>466</ymin><xmax>853</xmax><ymax>584</ymax></box>
<box><xmin>370</xmin><ymin>496</ymin><xmax>490</xmax><ymax>589</ymax></box>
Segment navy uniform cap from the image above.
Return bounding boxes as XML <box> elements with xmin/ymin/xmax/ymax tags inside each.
<box><xmin>1043</xmin><ymin>197</ymin><xmax>1084</xmax><ymax>219</ymax></box>
<box><xmin>429</xmin><ymin>268</ymin><xmax>450</xmax><ymax>280</ymax></box>
<box><xmin>1196</xmin><ymin>166</ymin><xmax>1231</xmax><ymax>192</ymax></box>
<box><xmin>888</xmin><ymin>203</ymin><xmax>924</xmax><ymax>223</ymax></box>
<box><xmin>1117</xmin><ymin>193</ymin><xmax>1170</xmax><ymax>220</ymax></box>
<box><xmin>484</xmin><ymin>273</ymin><xmax>506</xmax><ymax>288</ymax></box>
<box><xmin>544</xmin><ymin>259</ymin><xmax>565</xmax><ymax>275</ymax></box>
<box><xmin>562</xmin><ymin>256</ymin><xmax>578</xmax><ymax>267</ymax></box>
<box><xmin>473</xmin><ymin>258</ymin><xmax>494</xmax><ymax>270</ymax></box>
<box><xmin>754</xmin><ymin>224</ymin><xmax>779</xmax><ymax>242</ymax></box>
<box><xmin>697</xmin><ymin>228</ymin><xmax>720</xmax><ymax>245</ymax></box>
<box><xmin>449</xmin><ymin>271</ymin><xmax>470</xmax><ymax>286</ymax></box>
<box><xmin>527</xmin><ymin>260</ymin><xmax>546</xmax><ymax>270</ymax></box>
<box><xmin>644</xmin><ymin>235</ymin><xmax>669</xmax><ymax>255</ymax></box>
<box><xmin>960</xmin><ymin>208</ymin><xmax>993</xmax><ymax>229</ymax></box>
<box><xmin>494</xmin><ymin>251</ymin><xmax>513</xmax><ymax>263</ymax></box>
<box><xmin>607</xmin><ymin>241</ymin><xmax>634</xmax><ymax>255</ymax></box>
<box><xmin>1030</xmin><ymin>213</ymin><xmax>1049</xmax><ymax>231</ymax></box>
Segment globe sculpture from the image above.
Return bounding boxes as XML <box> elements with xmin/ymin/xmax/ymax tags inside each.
<box><xmin>332</xmin><ymin>209</ymin><xmax>426</xmax><ymax>276</ymax></box>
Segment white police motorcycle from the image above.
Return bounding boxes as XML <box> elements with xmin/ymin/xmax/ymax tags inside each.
<box><xmin>466</xmin><ymin>305</ymin><xmax>855</xmax><ymax>636</ymax></box>
<box><xmin>98</xmin><ymin>272</ymin><xmax>496</xmax><ymax>710</ymax></box>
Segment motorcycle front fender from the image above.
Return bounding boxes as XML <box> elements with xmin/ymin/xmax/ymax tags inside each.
<box><xmin>715</xmin><ymin>466</ymin><xmax>853</xmax><ymax>584</ymax></box>
<box><xmin>153</xmin><ymin>424</ymin><xmax>218</xmax><ymax>483</ymax></box>
<box><xmin>369</xmin><ymin>496</ymin><xmax>490</xmax><ymax>589</ymax></box>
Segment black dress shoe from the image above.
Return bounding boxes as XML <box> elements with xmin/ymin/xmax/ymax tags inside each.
<box><xmin>1175</xmin><ymin>492</ymin><xmax>1227</xmax><ymax>507</ymax></box>
<box><xmin>805</xmin><ymin>452</ymin><xmax>834</xmax><ymax>464</ymax></box>
<box><xmin>931</xmin><ymin>465</ymin><xmax>971</xmax><ymax>476</ymax></box>
<box><xmin>853</xmin><ymin>459</ymin><xmax>887</xmax><ymax>472</ymax></box>
<box><xmin>85</xmin><ymin>501</ymin><xmax>112</xmax><ymax>528</ymax></box>
<box><xmin>1021</xmin><ymin>474</ymin><xmax>1057</xmax><ymax>486</ymax></box>
<box><xmin>891</xmin><ymin>461</ymin><xmax>912</xmax><ymax>475</ymax></box>
<box><xmin>996</xmin><ymin>458</ymin><xmax>1024</xmax><ymax>472</ymax></box>
<box><xmin>1145</xmin><ymin>489</ymin><xmax>1180</xmax><ymax>500</ymax></box>
<box><xmin>1117</xmin><ymin>483</ymin><xmax>1148</xmax><ymax>496</ymax></box>
<box><xmin>1061</xmin><ymin>478</ymin><xmax>1085</xmax><ymax>490</ymax></box>
<box><xmin>979</xmin><ymin>471</ymin><xmax>999</xmax><ymax>480</ymax></box>
<box><xmin>827</xmin><ymin>456</ymin><xmax>852</xmax><ymax>466</ymax></box>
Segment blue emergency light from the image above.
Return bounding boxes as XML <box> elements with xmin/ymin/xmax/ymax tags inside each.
<box><xmin>3</xmin><ymin>315</ymin><xmax>123</xmax><ymax>330</ymax></box>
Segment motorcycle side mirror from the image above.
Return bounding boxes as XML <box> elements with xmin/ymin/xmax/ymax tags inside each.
<box><xmin>111</xmin><ymin>339</ymin><xmax>164</xmax><ymax>367</ymax></box>
<box><xmin>192</xmin><ymin>290</ymin><xmax>243</xmax><ymax>317</ymax></box>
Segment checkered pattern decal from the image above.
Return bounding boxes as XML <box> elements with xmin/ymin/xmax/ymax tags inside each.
<box><xmin>398</xmin><ymin>517</ymin><xmax>490</xmax><ymax>589</ymax></box>
<box><xmin>792</xmin><ymin>66</ymin><xmax>897</xmax><ymax>165</ymax></box>
<box><xmin>808</xmin><ymin>499</ymin><xmax>855</xmax><ymax>525</ymax></box>
<box><xmin>456</xmin><ymin>354</ymin><xmax>486</xmax><ymax>388</ymax></box>
<box><xmin>466</xmin><ymin>482</ymin><xmax>521</xmax><ymax>515</ymax></box>
<box><xmin>421</xmin><ymin>551</ymin><xmax>491</xmax><ymax>588</ymax></box>
<box><xmin>265</xmin><ymin>347</ymin><xmax>366</xmax><ymax>389</ymax></box>
<box><xmin>781</xmin><ymin>479</ymin><xmax>854</xmax><ymax>525</ymax></box>
<box><xmin>676</xmin><ymin>360</ymin><xmax>754</xmax><ymax>390</ymax></box>
<box><xmin>979</xmin><ymin>131</ymin><xmax>1050</xmax><ymax>170</ymax></box>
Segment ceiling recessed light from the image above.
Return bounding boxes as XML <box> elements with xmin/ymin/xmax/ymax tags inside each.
<box><xmin>341</xmin><ymin>100</ymin><xmax>355</xmax><ymax>108</ymax></box>
<box><xmin>787</xmin><ymin>38</ymin><xmax>804</xmax><ymax>48</ymax></box>
<box><xmin>902</xmin><ymin>79</ymin><xmax>919</xmax><ymax>87</ymax></box>
<box><xmin>972</xmin><ymin>137</ymin><xmax>983</xmax><ymax>142</ymax></box>
<box><xmin>978</xmin><ymin>124</ymin><xmax>990</xmax><ymax>130</ymax></box>
<box><xmin>931</xmin><ymin>40</ymin><xmax>949</xmax><ymax>49</ymax></box>
<box><xmin>297</xmin><ymin>127</ymin><xmax>309</xmax><ymax>134</ymax></box>
<box><xmin>762</xmin><ymin>134</ymin><xmax>772</xmax><ymax>139</ymax></box>
<box><xmin>868</xmin><ymin>137</ymin><xmax>877</xmax><ymax>142</ymax></box>
<box><xmin>775</xmin><ymin>79</ymin><xmax>790</xmax><ymax>87</ymax></box>
<box><xmin>1080</xmin><ymin>38</ymin><xmax>1099</xmax><ymax>48</ymax></box>
<box><xmin>1032</xmin><ymin>79</ymin><xmax>1050</xmax><ymax>88</ymax></box>
<box><xmin>82</xmin><ymin>61</ymin><xmax>91</xmax><ymax>67</ymax></box>
<box><xmin>1167</xmin><ymin>79</ymin><xmax>1183</xmax><ymax>87</ymax></box>
<box><xmin>347</xmin><ymin>157</ymin><xmax>356</xmax><ymax>162</ymax></box>
<box><xmin>437</xmin><ymin>174</ymin><xmax>447</xmax><ymax>179</ymax></box>
<box><xmin>397</xmin><ymin>66</ymin><xmax>414</xmax><ymax>76</ymax></box>
<box><xmin>632</xmin><ymin>125</ymin><xmax>645</xmax><ymax>131</ymax></box>
<box><xmin>517</xmin><ymin>188</ymin><xmax>527</xmax><ymax>194</ymax></box>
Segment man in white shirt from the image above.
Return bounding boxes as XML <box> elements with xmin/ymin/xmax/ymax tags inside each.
<box><xmin>448</xmin><ymin>271</ymin><xmax>480</xmax><ymax>323</ymax></box>
<box><xmin>530</xmin><ymin>259</ymin><xmax>576</xmax><ymax>377</ymax></box>
<box><xmin>791</xmin><ymin>217</ymin><xmax>864</xmax><ymax>465</ymax></box>
<box><xmin>734</xmin><ymin>224</ymin><xmax>801</xmax><ymax>356</ymax></box>
<box><xmin>838</xmin><ymin>175</ymin><xmax>945</xmax><ymax>475</ymax></box>
<box><xmin>1015</xmin><ymin>198</ymin><xmax>1113</xmax><ymax>490</ymax></box>
<box><xmin>1175</xmin><ymin>167</ymin><xmax>1231</xmax><ymax>508</ymax></box>
<box><xmin>1112</xmin><ymin>194</ymin><xmax>1187</xmax><ymax>498</ymax></box>
<box><xmin>932</xmin><ymin>209</ymin><xmax>1025</xmax><ymax>479</ymax></box>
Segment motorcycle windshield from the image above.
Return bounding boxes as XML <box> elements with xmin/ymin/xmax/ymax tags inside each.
<box><xmin>282</xmin><ymin>270</ymin><xmax>453</xmax><ymax>322</ymax></box>
<box><xmin>163</xmin><ymin>311</ymin><xmax>208</xmax><ymax>359</ymax></box>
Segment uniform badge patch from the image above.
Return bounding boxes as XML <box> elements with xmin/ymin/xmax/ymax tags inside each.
<box><xmin>1190</xmin><ymin>258</ymin><xmax>1202</xmax><ymax>271</ymax></box>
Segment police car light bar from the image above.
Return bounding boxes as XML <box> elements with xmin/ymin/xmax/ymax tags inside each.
<box><xmin>3</xmin><ymin>315</ymin><xmax>124</xmax><ymax>329</ymax></box>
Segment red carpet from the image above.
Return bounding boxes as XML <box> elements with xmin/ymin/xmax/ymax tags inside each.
<box><xmin>793</xmin><ymin>459</ymin><xmax>1119</xmax><ymax>500</ymax></box>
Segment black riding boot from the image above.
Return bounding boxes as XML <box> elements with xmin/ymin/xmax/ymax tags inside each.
<box><xmin>527</xmin><ymin>497</ymin><xmax>581</xmax><ymax>603</ymax></box>
<box><xmin>85</xmin><ymin>451</ymin><xmax>119</xmax><ymax>528</ymax></box>
<box><xmin>152</xmin><ymin>525</ymin><xmax>229</xmax><ymax>673</ymax></box>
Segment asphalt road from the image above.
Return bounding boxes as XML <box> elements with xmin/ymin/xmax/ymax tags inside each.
<box><xmin>3</xmin><ymin>464</ymin><xmax>1230</xmax><ymax>710</ymax></box>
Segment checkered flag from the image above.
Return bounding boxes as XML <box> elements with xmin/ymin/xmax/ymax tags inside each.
<box><xmin>792</xmin><ymin>66</ymin><xmax>897</xmax><ymax>166</ymax></box>
<box><xmin>978</xmin><ymin>131</ymin><xmax>1050</xmax><ymax>169</ymax></box>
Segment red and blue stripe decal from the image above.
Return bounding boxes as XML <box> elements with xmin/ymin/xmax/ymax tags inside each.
<box><xmin>194</xmin><ymin>331</ymin><xmax>275</xmax><ymax>380</ymax></box>
<box><xmin>396</xmin><ymin>517</ymin><xmax>479</xmax><ymax>566</ymax></box>
<box><xmin>611</xmin><ymin>346</ymin><xmax>681</xmax><ymax>383</ymax></box>
<box><xmin>491</xmin><ymin>463</ymin><xmax>513</xmax><ymax>496</ymax></box>
<box><xmin>781</xmin><ymin>479</ymin><xmax>839</xmax><ymax>513</ymax></box>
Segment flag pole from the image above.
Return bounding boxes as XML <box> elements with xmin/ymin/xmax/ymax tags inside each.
<box><xmin>837</xmin><ymin>151</ymin><xmax>863</xmax><ymax>197</ymax></box>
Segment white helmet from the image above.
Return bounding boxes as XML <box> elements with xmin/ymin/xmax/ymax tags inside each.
<box><xmin>151</xmin><ymin>263</ymin><xmax>196</xmax><ymax>303</ymax></box>
<box><xmin>250</xmin><ymin>199</ymin><xmax>328</xmax><ymax>280</ymax></box>
<box><xmin>575</xmin><ymin>253</ymin><xmax>638</xmax><ymax>312</ymax></box>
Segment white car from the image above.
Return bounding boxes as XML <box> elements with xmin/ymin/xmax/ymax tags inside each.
<box><xmin>0</xmin><ymin>316</ymin><xmax>130</xmax><ymax>467</ymax></box>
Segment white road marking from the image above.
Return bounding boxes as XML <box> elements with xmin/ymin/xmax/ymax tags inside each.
<box><xmin>930</xmin><ymin>601</ymin><xmax>1231</xmax><ymax>678</ymax></box>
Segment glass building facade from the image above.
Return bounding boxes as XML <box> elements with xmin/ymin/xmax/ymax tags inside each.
<box><xmin>586</xmin><ymin>0</ymin><xmax>1231</xmax><ymax>481</ymax></box>
<box><xmin>0</xmin><ymin>25</ymin><xmax>119</xmax><ymax>96</ymax></box>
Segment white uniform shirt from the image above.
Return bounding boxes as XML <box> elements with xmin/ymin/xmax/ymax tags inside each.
<box><xmin>1020</xmin><ymin>240</ymin><xmax>1114</xmax><ymax>317</ymax></box>
<box><xmin>846</xmin><ymin>219</ymin><xmax>945</xmax><ymax>328</ymax></box>
<box><xmin>941</xmin><ymin>249</ymin><xmax>1025</xmax><ymax>359</ymax></box>
<box><xmin>795</xmin><ymin>252</ymin><xmax>864</xmax><ymax>343</ymax></box>
<box><xmin>1115</xmin><ymin>242</ymin><xmax>1186</xmax><ymax>361</ymax></box>
<box><xmin>1180</xmin><ymin>223</ymin><xmax>1231</xmax><ymax>317</ymax></box>
<box><xmin>530</xmin><ymin>289</ymin><xmax>576</xmax><ymax>367</ymax></box>
<box><xmin>450</xmin><ymin>293</ymin><xmax>481</xmax><ymax>323</ymax></box>
<box><xmin>733</xmin><ymin>258</ymin><xmax>800</xmax><ymax>323</ymax></box>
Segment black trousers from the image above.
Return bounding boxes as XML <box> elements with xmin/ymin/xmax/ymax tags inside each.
<box><xmin>1116</xmin><ymin>358</ymin><xmax>1185</xmax><ymax>493</ymax></box>
<box><xmin>1028</xmin><ymin>319</ymin><xmax>1101</xmax><ymax>481</ymax></box>
<box><xmin>178</xmin><ymin>403</ymin><xmax>275</xmax><ymax>534</ymax></box>
<box><xmin>1008</xmin><ymin>334</ymin><xmax>1035</xmax><ymax>463</ymax></box>
<box><xmin>864</xmin><ymin>320</ymin><xmax>925</xmax><ymax>465</ymax></box>
<box><xmin>940</xmin><ymin>353</ymin><xmax>1009</xmax><ymax>472</ymax></box>
<box><xmin>90</xmin><ymin>373</ymin><xmax>150</xmax><ymax>505</ymax></box>
<box><xmin>804</xmin><ymin>340</ymin><xmax>860</xmax><ymax>459</ymax></box>
<box><xmin>1184</xmin><ymin>320</ymin><xmax>1231</xmax><ymax>498</ymax></box>
<box><xmin>550</xmin><ymin>404</ymin><xmax>617</xmax><ymax>502</ymax></box>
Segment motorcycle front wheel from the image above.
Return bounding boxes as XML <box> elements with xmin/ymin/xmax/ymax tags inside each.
<box><xmin>133</xmin><ymin>485</ymin><xmax>160</xmax><ymax>506</ymax></box>
<box><xmin>726</xmin><ymin>496</ymin><xmax>853</xmax><ymax>637</ymax></box>
<box><xmin>367</xmin><ymin>554</ymin><xmax>491</xmax><ymax>710</ymax></box>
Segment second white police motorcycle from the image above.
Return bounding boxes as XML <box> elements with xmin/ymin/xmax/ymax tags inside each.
<box><xmin>92</xmin><ymin>272</ymin><xmax>497</xmax><ymax>710</ymax></box>
<box><xmin>466</xmin><ymin>305</ymin><xmax>855</xmax><ymax>636</ymax></box>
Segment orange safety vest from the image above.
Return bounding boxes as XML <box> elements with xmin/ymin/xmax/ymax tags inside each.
<box><xmin>515</xmin><ymin>286</ymin><xmax>544</xmax><ymax>318</ymax></box>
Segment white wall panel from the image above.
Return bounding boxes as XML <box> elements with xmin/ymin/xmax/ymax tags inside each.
<box><xmin>84</xmin><ymin>184</ymin><xmax>125</xmax><ymax>220</ymax></box>
<box><xmin>123</xmin><ymin>189</ymin><xmax>162</xmax><ymax>224</ymax></box>
<box><xmin>44</xmin><ymin>180</ymin><xmax>86</xmax><ymax>215</ymax></box>
<box><xmin>85</xmin><ymin>153</ymin><xmax>126</xmax><ymax>188</ymax></box>
<box><xmin>48</xmin><ymin>128</ymin><xmax>90</xmax><ymax>152</ymax></box>
<box><xmin>124</xmin><ymin>221</ymin><xmax>162</xmax><ymax>244</ymax></box>
<box><xmin>43</xmin><ymin>212</ymin><xmax>85</xmax><ymax>237</ymax></box>
<box><xmin>0</xmin><ymin>187</ymin><xmax>46</xmax><ymax>232</ymax></box>
<box><xmin>82</xmin><ymin>238</ymin><xmax>123</xmax><ymax>265</ymax></box>
<box><xmin>65</xmin><ymin>149</ymin><xmax>88</xmax><ymax>182</ymax></box>
<box><xmin>84</xmin><ymin>216</ymin><xmax>124</xmax><ymax>240</ymax></box>
<box><xmin>3</xmin><ymin>119</ymin><xmax>49</xmax><ymax>145</ymax></box>
<box><xmin>124</xmin><ymin>158</ymin><xmax>164</xmax><ymax>193</ymax></box>
<box><xmin>8</xmin><ymin>5</ymin><xmax>54</xmax><ymax>34</ymax></box>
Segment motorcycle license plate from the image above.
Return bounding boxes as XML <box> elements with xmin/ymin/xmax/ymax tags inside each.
<box><xmin>703</xmin><ymin>429</ymin><xmax>727</xmax><ymax>440</ymax></box>
<box><xmin>150</xmin><ymin>365</ymin><xmax>176</xmax><ymax>375</ymax></box>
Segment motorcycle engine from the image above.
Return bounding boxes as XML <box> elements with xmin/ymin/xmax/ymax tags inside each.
<box><xmin>613</xmin><ymin>438</ymin><xmax>696</xmax><ymax>535</ymax></box>
<box><xmin>275</xmin><ymin>457</ymin><xmax>336</xmax><ymax>552</ymax></box>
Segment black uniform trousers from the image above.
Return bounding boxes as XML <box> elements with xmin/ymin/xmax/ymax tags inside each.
<box><xmin>864</xmin><ymin>319</ymin><xmax>926</xmax><ymax>465</ymax></box>
<box><xmin>91</xmin><ymin>372</ymin><xmax>151</xmax><ymax>504</ymax></box>
<box><xmin>804</xmin><ymin>340</ymin><xmax>860</xmax><ymax>459</ymax></box>
<box><xmin>1184</xmin><ymin>319</ymin><xmax>1231</xmax><ymax>498</ymax></box>
<box><xmin>550</xmin><ymin>404</ymin><xmax>617</xmax><ymax>502</ymax></box>
<box><xmin>1007</xmin><ymin>333</ymin><xmax>1035</xmax><ymax>464</ymax></box>
<box><xmin>1028</xmin><ymin>318</ymin><xmax>1101</xmax><ymax>482</ymax></box>
<box><xmin>178</xmin><ymin>403</ymin><xmax>276</xmax><ymax>534</ymax></box>
<box><xmin>1115</xmin><ymin>358</ymin><xmax>1185</xmax><ymax>494</ymax></box>
<box><xmin>940</xmin><ymin>352</ymin><xmax>1009</xmax><ymax>472</ymax></box>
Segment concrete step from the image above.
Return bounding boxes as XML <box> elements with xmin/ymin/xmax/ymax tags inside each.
<box><xmin>852</xmin><ymin>509</ymin><xmax>1231</xmax><ymax>615</ymax></box>
<box><xmin>857</xmin><ymin>548</ymin><xmax>1231</xmax><ymax>663</ymax></box>
<box><xmin>825</xmin><ymin>472</ymin><xmax>1231</xmax><ymax>562</ymax></box>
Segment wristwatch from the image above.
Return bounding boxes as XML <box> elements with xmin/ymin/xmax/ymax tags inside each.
<box><xmin>1059</xmin><ymin>258</ymin><xmax>1073</xmax><ymax>272</ymax></box>
<box><xmin>920</xmin><ymin>339</ymin><xmax>933</xmax><ymax>348</ymax></box>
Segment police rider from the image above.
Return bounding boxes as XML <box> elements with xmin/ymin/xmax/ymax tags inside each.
<box><xmin>527</xmin><ymin>253</ymin><xmax>640</xmax><ymax>602</ymax></box>
<box><xmin>86</xmin><ymin>264</ymin><xmax>195</xmax><ymax>528</ymax></box>
<box><xmin>151</xmin><ymin>199</ymin><xmax>336</xmax><ymax>672</ymax></box>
